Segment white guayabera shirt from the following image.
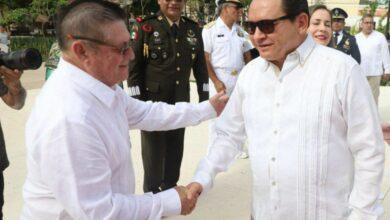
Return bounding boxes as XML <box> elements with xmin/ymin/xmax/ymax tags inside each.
<box><xmin>22</xmin><ymin>59</ymin><xmax>216</xmax><ymax>220</ymax></box>
<box><xmin>194</xmin><ymin>36</ymin><xmax>385</xmax><ymax>220</ymax></box>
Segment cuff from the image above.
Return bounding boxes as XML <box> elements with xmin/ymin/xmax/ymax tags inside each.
<box><xmin>192</xmin><ymin>171</ymin><xmax>213</xmax><ymax>193</ymax></box>
<box><xmin>158</xmin><ymin>188</ymin><xmax>181</xmax><ymax>217</ymax></box>
<box><xmin>198</xmin><ymin>100</ymin><xmax>217</xmax><ymax>120</ymax></box>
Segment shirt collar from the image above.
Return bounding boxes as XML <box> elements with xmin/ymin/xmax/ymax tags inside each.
<box><xmin>57</xmin><ymin>58</ymin><xmax>118</xmax><ymax>108</ymax></box>
<box><xmin>260</xmin><ymin>34</ymin><xmax>316</xmax><ymax>72</ymax></box>
<box><xmin>216</xmin><ymin>17</ymin><xmax>237</xmax><ymax>31</ymax></box>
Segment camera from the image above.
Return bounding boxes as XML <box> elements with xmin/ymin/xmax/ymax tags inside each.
<box><xmin>0</xmin><ymin>48</ymin><xmax>42</xmax><ymax>96</ymax></box>
<box><xmin>0</xmin><ymin>48</ymin><xmax>42</xmax><ymax>70</ymax></box>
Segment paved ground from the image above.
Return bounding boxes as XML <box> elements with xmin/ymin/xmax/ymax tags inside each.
<box><xmin>0</xmin><ymin>67</ymin><xmax>389</xmax><ymax>219</ymax></box>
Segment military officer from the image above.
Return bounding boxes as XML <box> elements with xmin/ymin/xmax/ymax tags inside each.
<box><xmin>203</xmin><ymin>0</ymin><xmax>252</xmax><ymax>158</ymax></box>
<box><xmin>128</xmin><ymin>0</ymin><xmax>209</xmax><ymax>193</ymax></box>
<box><xmin>331</xmin><ymin>7</ymin><xmax>361</xmax><ymax>63</ymax></box>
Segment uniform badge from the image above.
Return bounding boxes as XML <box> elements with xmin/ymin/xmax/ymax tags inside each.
<box><xmin>142</xmin><ymin>24</ymin><xmax>153</xmax><ymax>33</ymax></box>
<box><xmin>187</xmin><ymin>37</ymin><xmax>197</xmax><ymax>46</ymax></box>
<box><xmin>231</xmin><ymin>70</ymin><xmax>238</xmax><ymax>76</ymax></box>
<box><xmin>143</xmin><ymin>43</ymin><xmax>149</xmax><ymax>58</ymax></box>
<box><xmin>158</xmin><ymin>16</ymin><xmax>163</xmax><ymax>21</ymax></box>
<box><xmin>151</xmin><ymin>52</ymin><xmax>158</xmax><ymax>59</ymax></box>
<box><xmin>343</xmin><ymin>39</ymin><xmax>351</xmax><ymax>50</ymax></box>
<box><xmin>187</xmin><ymin>29</ymin><xmax>195</xmax><ymax>38</ymax></box>
<box><xmin>217</xmin><ymin>34</ymin><xmax>224</xmax><ymax>37</ymax></box>
<box><xmin>153</xmin><ymin>31</ymin><xmax>160</xmax><ymax>37</ymax></box>
<box><xmin>162</xmin><ymin>51</ymin><xmax>168</xmax><ymax>59</ymax></box>
<box><xmin>345</xmin><ymin>39</ymin><xmax>350</xmax><ymax>46</ymax></box>
<box><xmin>154</xmin><ymin>37</ymin><xmax>162</xmax><ymax>44</ymax></box>
<box><xmin>192</xmin><ymin>54</ymin><xmax>196</xmax><ymax>60</ymax></box>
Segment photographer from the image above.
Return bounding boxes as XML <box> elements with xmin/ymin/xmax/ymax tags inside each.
<box><xmin>0</xmin><ymin>65</ymin><xmax>26</xmax><ymax>219</ymax></box>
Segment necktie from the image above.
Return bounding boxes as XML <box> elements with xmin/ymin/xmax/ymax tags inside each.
<box><xmin>334</xmin><ymin>32</ymin><xmax>339</xmax><ymax>46</ymax></box>
<box><xmin>171</xmin><ymin>23</ymin><xmax>178</xmax><ymax>38</ymax></box>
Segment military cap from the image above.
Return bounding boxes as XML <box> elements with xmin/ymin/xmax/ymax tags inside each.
<box><xmin>216</xmin><ymin>0</ymin><xmax>244</xmax><ymax>8</ymax></box>
<box><xmin>331</xmin><ymin>8</ymin><xmax>348</xmax><ymax>19</ymax></box>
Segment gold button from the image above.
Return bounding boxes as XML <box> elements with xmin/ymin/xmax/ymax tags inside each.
<box><xmin>177</xmin><ymin>53</ymin><xmax>180</xmax><ymax>57</ymax></box>
<box><xmin>176</xmin><ymin>81</ymin><xmax>180</xmax><ymax>85</ymax></box>
<box><xmin>146</xmin><ymin>88</ymin><xmax>149</xmax><ymax>91</ymax></box>
<box><xmin>175</xmin><ymin>39</ymin><xmax>179</xmax><ymax>43</ymax></box>
<box><xmin>177</xmin><ymin>67</ymin><xmax>180</xmax><ymax>71</ymax></box>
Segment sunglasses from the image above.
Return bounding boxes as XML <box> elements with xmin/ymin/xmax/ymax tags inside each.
<box><xmin>68</xmin><ymin>35</ymin><xmax>132</xmax><ymax>55</ymax></box>
<box><xmin>244</xmin><ymin>14</ymin><xmax>297</xmax><ymax>35</ymax></box>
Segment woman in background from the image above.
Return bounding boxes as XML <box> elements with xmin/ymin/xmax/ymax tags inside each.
<box><xmin>308</xmin><ymin>4</ymin><xmax>332</xmax><ymax>46</ymax></box>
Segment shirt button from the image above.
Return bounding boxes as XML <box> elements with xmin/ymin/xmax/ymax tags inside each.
<box><xmin>176</xmin><ymin>81</ymin><xmax>180</xmax><ymax>85</ymax></box>
<box><xmin>274</xmin><ymin>206</ymin><xmax>278</xmax><ymax>210</ymax></box>
<box><xmin>276</xmin><ymin>103</ymin><xmax>280</xmax><ymax>107</ymax></box>
<box><xmin>177</xmin><ymin>67</ymin><xmax>180</xmax><ymax>71</ymax></box>
<box><xmin>278</xmin><ymin>79</ymin><xmax>283</xmax><ymax>83</ymax></box>
<box><xmin>271</xmin><ymin>157</ymin><xmax>276</xmax><ymax>162</ymax></box>
<box><xmin>273</xmin><ymin>130</ymin><xmax>278</xmax><ymax>135</ymax></box>
<box><xmin>272</xmin><ymin>181</ymin><xmax>276</xmax><ymax>186</ymax></box>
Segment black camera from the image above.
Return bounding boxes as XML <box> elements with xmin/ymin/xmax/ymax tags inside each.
<box><xmin>0</xmin><ymin>48</ymin><xmax>42</xmax><ymax>70</ymax></box>
<box><xmin>0</xmin><ymin>48</ymin><xmax>43</xmax><ymax>96</ymax></box>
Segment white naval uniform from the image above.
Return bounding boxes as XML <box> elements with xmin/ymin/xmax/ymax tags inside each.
<box><xmin>202</xmin><ymin>17</ymin><xmax>253</xmax><ymax>96</ymax></box>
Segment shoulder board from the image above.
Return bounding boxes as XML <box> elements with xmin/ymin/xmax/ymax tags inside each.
<box><xmin>181</xmin><ymin>16</ymin><xmax>197</xmax><ymax>24</ymax></box>
<box><xmin>204</xmin><ymin>21</ymin><xmax>216</xmax><ymax>29</ymax></box>
<box><xmin>140</xmin><ymin>14</ymin><xmax>158</xmax><ymax>23</ymax></box>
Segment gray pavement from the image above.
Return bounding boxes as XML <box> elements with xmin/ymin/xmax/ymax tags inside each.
<box><xmin>0</xmin><ymin>67</ymin><xmax>389</xmax><ymax>219</ymax></box>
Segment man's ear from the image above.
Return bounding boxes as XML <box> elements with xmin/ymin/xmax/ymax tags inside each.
<box><xmin>71</xmin><ymin>41</ymin><xmax>89</xmax><ymax>61</ymax></box>
<box><xmin>296</xmin><ymin>13</ymin><xmax>309</xmax><ymax>35</ymax></box>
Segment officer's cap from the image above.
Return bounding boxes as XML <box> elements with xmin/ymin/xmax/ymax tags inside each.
<box><xmin>331</xmin><ymin>8</ymin><xmax>348</xmax><ymax>19</ymax></box>
<box><xmin>216</xmin><ymin>0</ymin><xmax>244</xmax><ymax>8</ymax></box>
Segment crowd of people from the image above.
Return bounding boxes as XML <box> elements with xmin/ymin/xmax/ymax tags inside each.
<box><xmin>0</xmin><ymin>0</ymin><xmax>389</xmax><ymax>219</ymax></box>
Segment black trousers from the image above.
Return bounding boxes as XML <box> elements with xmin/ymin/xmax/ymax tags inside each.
<box><xmin>141</xmin><ymin>128</ymin><xmax>185</xmax><ymax>193</ymax></box>
<box><xmin>0</xmin><ymin>172</ymin><xmax>4</xmax><ymax>220</ymax></box>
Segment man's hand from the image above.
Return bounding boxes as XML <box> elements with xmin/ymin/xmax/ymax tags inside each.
<box><xmin>174</xmin><ymin>186</ymin><xmax>197</xmax><ymax>215</ymax></box>
<box><xmin>186</xmin><ymin>182</ymin><xmax>203</xmax><ymax>201</ymax></box>
<box><xmin>0</xmin><ymin>66</ymin><xmax>22</xmax><ymax>87</ymax></box>
<box><xmin>209</xmin><ymin>91</ymin><xmax>229</xmax><ymax>116</ymax></box>
<box><xmin>213</xmin><ymin>79</ymin><xmax>226</xmax><ymax>93</ymax></box>
<box><xmin>382</xmin><ymin>124</ymin><xmax>390</xmax><ymax>145</ymax></box>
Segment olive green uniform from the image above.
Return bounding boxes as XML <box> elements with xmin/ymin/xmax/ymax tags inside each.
<box><xmin>128</xmin><ymin>12</ymin><xmax>209</xmax><ymax>193</ymax></box>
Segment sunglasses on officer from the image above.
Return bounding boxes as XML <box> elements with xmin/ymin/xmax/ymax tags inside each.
<box><xmin>244</xmin><ymin>14</ymin><xmax>297</xmax><ymax>35</ymax></box>
<box><xmin>67</xmin><ymin>35</ymin><xmax>133</xmax><ymax>55</ymax></box>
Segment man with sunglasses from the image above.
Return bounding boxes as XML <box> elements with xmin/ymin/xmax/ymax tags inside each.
<box><xmin>202</xmin><ymin>0</ymin><xmax>252</xmax><ymax>158</ymax></box>
<box><xmin>330</xmin><ymin>8</ymin><xmax>361</xmax><ymax>64</ymax></box>
<box><xmin>187</xmin><ymin>0</ymin><xmax>384</xmax><ymax>219</ymax></box>
<box><xmin>21</xmin><ymin>1</ymin><xmax>229</xmax><ymax>219</ymax></box>
<box><xmin>128</xmin><ymin>0</ymin><xmax>210</xmax><ymax>194</ymax></box>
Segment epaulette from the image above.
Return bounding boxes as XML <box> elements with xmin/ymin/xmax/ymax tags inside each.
<box><xmin>138</xmin><ymin>14</ymin><xmax>158</xmax><ymax>23</ymax></box>
<box><xmin>180</xmin><ymin>16</ymin><xmax>198</xmax><ymax>25</ymax></box>
<box><xmin>204</xmin><ymin>21</ymin><xmax>216</xmax><ymax>29</ymax></box>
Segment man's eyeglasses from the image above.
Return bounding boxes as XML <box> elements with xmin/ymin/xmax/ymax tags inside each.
<box><xmin>244</xmin><ymin>14</ymin><xmax>296</xmax><ymax>35</ymax></box>
<box><xmin>67</xmin><ymin>35</ymin><xmax>132</xmax><ymax>55</ymax></box>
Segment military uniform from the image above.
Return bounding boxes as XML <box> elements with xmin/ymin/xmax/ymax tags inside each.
<box><xmin>45</xmin><ymin>42</ymin><xmax>61</xmax><ymax>80</ymax></box>
<box><xmin>128</xmin><ymin>12</ymin><xmax>209</xmax><ymax>193</ymax></box>
<box><xmin>331</xmin><ymin>8</ymin><xmax>361</xmax><ymax>63</ymax></box>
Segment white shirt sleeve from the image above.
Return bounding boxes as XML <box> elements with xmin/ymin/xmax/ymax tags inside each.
<box><xmin>242</xmin><ymin>30</ymin><xmax>254</xmax><ymax>52</ymax></box>
<box><xmin>192</xmin><ymin>77</ymin><xmax>247</xmax><ymax>192</ymax></box>
<box><xmin>39</xmin><ymin>120</ymin><xmax>181</xmax><ymax>219</ymax></box>
<box><xmin>379</xmin><ymin>34</ymin><xmax>390</xmax><ymax>74</ymax></box>
<box><xmin>202</xmin><ymin>28</ymin><xmax>212</xmax><ymax>54</ymax></box>
<box><xmin>340</xmin><ymin>64</ymin><xmax>385</xmax><ymax>220</ymax></box>
<box><xmin>126</xmin><ymin>97</ymin><xmax>216</xmax><ymax>131</ymax></box>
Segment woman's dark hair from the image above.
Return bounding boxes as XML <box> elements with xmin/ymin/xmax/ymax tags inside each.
<box><xmin>309</xmin><ymin>4</ymin><xmax>331</xmax><ymax>20</ymax></box>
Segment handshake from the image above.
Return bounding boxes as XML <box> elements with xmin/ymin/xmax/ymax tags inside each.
<box><xmin>174</xmin><ymin>182</ymin><xmax>203</xmax><ymax>215</ymax></box>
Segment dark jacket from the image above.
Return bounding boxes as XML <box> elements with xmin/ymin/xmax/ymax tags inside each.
<box><xmin>332</xmin><ymin>30</ymin><xmax>361</xmax><ymax>64</ymax></box>
<box><xmin>128</xmin><ymin>12</ymin><xmax>209</xmax><ymax>104</ymax></box>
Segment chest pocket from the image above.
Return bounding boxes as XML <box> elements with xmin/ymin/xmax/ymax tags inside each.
<box><xmin>215</xmin><ymin>34</ymin><xmax>228</xmax><ymax>44</ymax></box>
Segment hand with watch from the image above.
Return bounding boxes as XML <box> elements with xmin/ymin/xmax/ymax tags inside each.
<box><xmin>0</xmin><ymin>66</ymin><xmax>26</xmax><ymax>110</ymax></box>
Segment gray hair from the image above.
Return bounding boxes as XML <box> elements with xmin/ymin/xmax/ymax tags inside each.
<box><xmin>56</xmin><ymin>0</ymin><xmax>126</xmax><ymax>51</ymax></box>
